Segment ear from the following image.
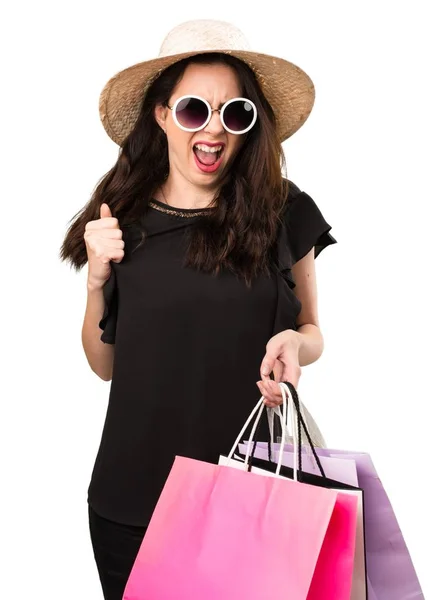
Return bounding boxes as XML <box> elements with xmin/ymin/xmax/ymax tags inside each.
<box><xmin>155</xmin><ymin>104</ymin><xmax>168</xmax><ymax>133</ymax></box>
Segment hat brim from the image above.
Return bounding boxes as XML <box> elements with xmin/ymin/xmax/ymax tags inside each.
<box><xmin>99</xmin><ymin>49</ymin><xmax>315</xmax><ymax>146</ymax></box>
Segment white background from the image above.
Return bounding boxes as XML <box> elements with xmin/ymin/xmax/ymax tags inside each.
<box><xmin>2</xmin><ymin>1</ymin><xmax>443</xmax><ymax>598</ymax></box>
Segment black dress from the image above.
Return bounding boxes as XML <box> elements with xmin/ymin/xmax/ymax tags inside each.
<box><xmin>87</xmin><ymin>181</ymin><xmax>337</xmax><ymax>527</ymax></box>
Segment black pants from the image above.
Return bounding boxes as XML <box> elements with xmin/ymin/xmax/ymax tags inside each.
<box><xmin>88</xmin><ymin>504</ymin><xmax>148</xmax><ymax>600</ymax></box>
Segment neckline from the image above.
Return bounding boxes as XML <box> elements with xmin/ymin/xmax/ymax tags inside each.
<box><xmin>149</xmin><ymin>198</ymin><xmax>215</xmax><ymax>218</ymax></box>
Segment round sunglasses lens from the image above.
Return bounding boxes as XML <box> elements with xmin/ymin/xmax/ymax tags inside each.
<box><xmin>223</xmin><ymin>101</ymin><xmax>255</xmax><ymax>132</ymax></box>
<box><xmin>175</xmin><ymin>97</ymin><xmax>208</xmax><ymax>130</ymax></box>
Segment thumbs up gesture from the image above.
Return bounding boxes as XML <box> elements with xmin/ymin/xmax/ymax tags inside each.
<box><xmin>84</xmin><ymin>204</ymin><xmax>125</xmax><ymax>289</ymax></box>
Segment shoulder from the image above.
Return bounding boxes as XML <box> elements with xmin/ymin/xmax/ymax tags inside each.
<box><xmin>282</xmin><ymin>179</ymin><xmax>320</xmax><ymax>220</ymax></box>
<box><xmin>278</xmin><ymin>178</ymin><xmax>337</xmax><ymax>264</ymax></box>
<box><xmin>284</xmin><ymin>178</ymin><xmax>303</xmax><ymax>200</ymax></box>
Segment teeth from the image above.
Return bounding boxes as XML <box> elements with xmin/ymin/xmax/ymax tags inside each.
<box><xmin>194</xmin><ymin>144</ymin><xmax>223</xmax><ymax>153</ymax></box>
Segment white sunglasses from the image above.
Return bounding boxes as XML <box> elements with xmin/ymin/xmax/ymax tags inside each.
<box><xmin>167</xmin><ymin>95</ymin><xmax>258</xmax><ymax>135</ymax></box>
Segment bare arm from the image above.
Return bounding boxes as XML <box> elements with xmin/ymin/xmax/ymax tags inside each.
<box><xmin>257</xmin><ymin>247</ymin><xmax>326</xmax><ymax>404</ymax></box>
<box><xmin>81</xmin><ymin>280</ymin><xmax>114</xmax><ymax>381</ymax></box>
<box><xmin>292</xmin><ymin>247</ymin><xmax>325</xmax><ymax>367</ymax></box>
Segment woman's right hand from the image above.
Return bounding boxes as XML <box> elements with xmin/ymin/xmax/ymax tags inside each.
<box><xmin>84</xmin><ymin>203</ymin><xmax>125</xmax><ymax>289</ymax></box>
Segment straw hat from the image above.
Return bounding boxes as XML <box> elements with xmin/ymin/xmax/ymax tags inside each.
<box><xmin>99</xmin><ymin>19</ymin><xmax>315</xmax><ymax>146</ymax></box>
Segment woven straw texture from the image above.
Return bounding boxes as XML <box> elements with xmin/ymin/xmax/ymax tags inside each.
<box><xmin>99</xmin><ymin>20</ymin><xmax>315</xmax><ymax>146</ymax></box>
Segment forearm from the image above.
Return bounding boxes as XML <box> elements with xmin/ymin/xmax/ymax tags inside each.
<box><xmin>295</xmin><ymin>324</ymin><xmax>324</xmax><ymax>366</ymax></box>
<box><xmin>81</xmin><ymin>282</ymin><xmax>115</xmax><ymax>381</ymax></box>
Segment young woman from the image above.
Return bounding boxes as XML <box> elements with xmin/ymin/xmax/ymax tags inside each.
<box><xmin>60</xmin><ymin>19</ymin><xmax>336</xmax><ymax>600</ymax></box>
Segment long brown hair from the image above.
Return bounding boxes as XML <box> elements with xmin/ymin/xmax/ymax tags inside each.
<box><xmin>59</xmin><ymin>53</ymin><xmax>289</xmax><ymax>286</ymax></box>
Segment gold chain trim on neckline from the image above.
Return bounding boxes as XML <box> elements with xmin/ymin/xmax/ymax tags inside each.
<box><xmin>148</xmin><ymin>201</ymin><xmax>212</xmax><ymax>218</ymax></box>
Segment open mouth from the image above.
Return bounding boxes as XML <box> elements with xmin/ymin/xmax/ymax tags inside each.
<box><xmin>193</xmin><ymin>143</ymin><xmax>225</xmax><ymax>168</ymax></box>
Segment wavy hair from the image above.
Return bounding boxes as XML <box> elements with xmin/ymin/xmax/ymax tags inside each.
<box><xmin>59</xmin><ymin>53</ymin><xmax>289</xmax><ymax>286</ymax></box>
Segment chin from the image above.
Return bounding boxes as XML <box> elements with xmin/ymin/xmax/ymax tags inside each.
<box><xmin>189</xmin><ymin>156</ymin><xmax>228</xmax><ymax>184</ymax></box>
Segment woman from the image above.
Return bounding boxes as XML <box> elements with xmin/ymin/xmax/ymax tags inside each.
<box><xmin>60</xmin><ymin>19</ymin><xmax>337</xmax><ymax>600</ymax></box>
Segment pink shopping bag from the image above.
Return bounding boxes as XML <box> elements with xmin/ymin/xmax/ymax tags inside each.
<box><xmin>236</xmin><ymin>382</ymin><xmax>368</xmax><ymax>599</ymax></box>
<box><xmin>123</xmin><ymin>393</ymin><xmax>358</xmax><ymax>600</ymax></box>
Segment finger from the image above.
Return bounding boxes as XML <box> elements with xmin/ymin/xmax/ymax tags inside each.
<box><xmin>100</xmin><ymin>250</ymin><xmax>125</xmax><ymax>264</ymax></box>
<box><xmin>264</xmin><ymin>396</ymin><xmax>283</xmax><ymax>408</ymax></box>
<box><xmin>89</xmin><ymin>240</ymin><xmax>124</xmax><ymax>260</ymax></box>
<box><xmin>103</xmin><ymin>246</ymin><xmax>125</xmax><ymax>263</ymax></box>
<box><xmin>102</xmin><ymin>239</ymin><xmax>125</xmax><ymax>251</ymax></box>
<box><xmin>85</xmin><ymin>217</ymin><xmax>120</xmax><ymax>231</ymax></box>
<box><xmin>100</xmin><ymin>203</ymin><xmax>112</xmax><ymax>219</ymax></box>
<box><xmin>261</xmin><ymin>353</ymin><xmax>279</xmax><ymax>383</ymax></box>
<box><xmin>261</xmin><ymin>334</ymin><xmax>287</xmax><ymax>382</ymax></box>
<box><xmin>87</xmin><ymin>239</ymin><xmax>125</xmax><ymax>259</ymax></box>
<box><xmin>264</xmin><ymin>395</ymin><xmax>283</xmax><ymax>407</ymax></box>
<box><xmin>273</xmin><ymin>361</ymin><xmax>284</xmax><ymax>384</ymax></box>
<box><xmin>110</xmin><ymin>252</ymin><xmax>125</xmax><ymax>264</ymax></box>
<box><xmin>257</xmin><ymin>381</ymin><xmax>275</xmax><ymax>405</ymax></box>
<box><xmin>260</xmin><ymin>358</ymin><xmax>272</xmax><ymax>381</ymax></box>
<box><xmin>265</xmin><ymin>378</ymin><xmax>286</xmax><ymax>407</ymax></box>
<box><xmin>263</xmin><ymin>392</ymin><xmax>282</xmax><ymax>407</ymax></box>
<box><xmin>266</xmin><ymin>378</ymin><xmax>282</xmax><ymax>396</ymax></box>
<box><xmin>98</xmin><ymin>229</ymin><xmax>123</xmax><ymax>240</ymax></box>
<box><xmin>260</xmin><ymin>339</ymin><xmax>281</xmax><ymax>380</ymax></box>
<box><xmin>256</xmin><ymin>380</ymin><xmax>268</xmax><ymax>400</ymax></box>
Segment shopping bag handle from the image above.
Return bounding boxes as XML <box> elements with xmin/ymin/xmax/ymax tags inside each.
<box><xmin>225</xmin><ymin>385</ymin><xmax>300</xmax><ymax>480</ymax></box>
<box><xmin>244</xmin><ymin>384</ymin><xmax>294</xmax><ymax>477</ymax></box>
<box><xmin>279</xmin><ymin>381</ymin><xmax>326</xmax><ymax>480</ymax></box>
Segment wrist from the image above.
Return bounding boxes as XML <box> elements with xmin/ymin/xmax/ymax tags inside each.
<box><xmin>290</xmin><ymin>328</ymin><xmax>303</xmax><ymax>343</ymax></box>
<box><xmin>291</xmin><ymin>329</ymin><xmax>304</xmax><ymax>358</ymax></box>
<box><xmin>87</xmin><ymin>277</ymin><xmax>106</xmax><ymax>293</ymax></box>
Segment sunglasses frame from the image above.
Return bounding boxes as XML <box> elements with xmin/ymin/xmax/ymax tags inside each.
<box><xmin>167</xmin><ymin>95</ymin><xmax>258</xmax><ymax>135</ymax></box>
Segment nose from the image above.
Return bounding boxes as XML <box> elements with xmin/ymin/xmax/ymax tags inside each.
<box><xmin>203</xmin><ymin>110</ymin><xmax>224</xmax><ymax>136</ymax></box>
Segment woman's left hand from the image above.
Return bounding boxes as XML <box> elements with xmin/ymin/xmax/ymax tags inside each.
<box><xmin>257</xmin><ymin>330</ymin><xmax>302</xmax><ymax>407</ymax></box>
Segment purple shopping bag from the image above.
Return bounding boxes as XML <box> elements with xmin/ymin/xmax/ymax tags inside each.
<box><xmin>316</xmin><ymin>449</ymin><xmax>424</xmax><ymax>600</ymax></box>
<box><xmin>242</xmin><ymin>436</ymin><xmax>424</xmax><ymax>597</ymax></box>
<box><xmin>237</xmin><ymin>443</ymin><xmax>359</xmax><ymax>486</ymax></box>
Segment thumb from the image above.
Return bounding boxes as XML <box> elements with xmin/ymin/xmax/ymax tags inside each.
<box><xmin>100</xmin><ymin>203</ymin><xmax>112</xmax><ymax>219</ymax></box>
<box><xmin>261</xmin><ymin>337</ymin><xmax>282</xmax><ymax>378</ymax></box>
<box><xmin>261</xmin><ymin>351</ymin><xmax>278</xmax><ymax>379</ymax></box>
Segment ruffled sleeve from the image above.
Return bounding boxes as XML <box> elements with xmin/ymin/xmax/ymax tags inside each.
<box><xmin>98</xmin><ymin>262</ymin><xmax>118</xmax><ymax>344</ymax></box>
<box><xmin>275</xmin><ymin>181</ymin><xmax>337</xmax><ymax>289</ymax></box>
<box><xmin>97</xmin><ymin>222</ymin><xmax>138</xmax><ymax>345</ymax></box>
